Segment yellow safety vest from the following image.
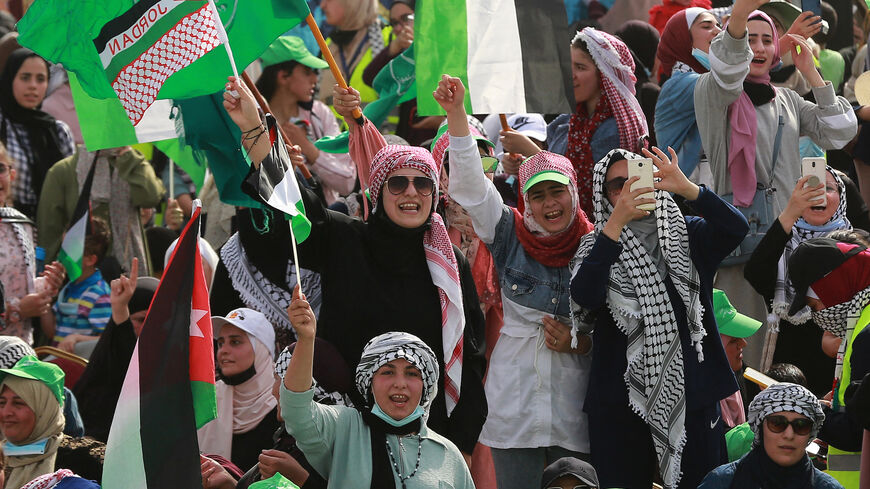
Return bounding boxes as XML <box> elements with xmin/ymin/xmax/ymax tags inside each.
<box><xmin>827</xmin><ymin>303</ymin><xmax>870</xmax><ymax>488</ymax></box>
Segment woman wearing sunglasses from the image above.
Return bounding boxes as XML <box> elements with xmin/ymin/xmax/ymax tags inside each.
<box><xmin>222</xmin><ymin>76</ymin><xmax>487</xmax><ymax>467</ymax></box>
<box><xmin>698</xmin><ymin>382</ymin><xmax>842</xmax><ymax>489</ymax></box>
<box><xmin>433</xmin><ymin>75</ymin><xmax>594</xmax><ymax>489</ymax></box>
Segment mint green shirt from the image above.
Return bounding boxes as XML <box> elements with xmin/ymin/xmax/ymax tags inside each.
<box><xmin>280</xmin><ymin>384</ymin><xmax>475</xmax><ymax>489</ymax></box>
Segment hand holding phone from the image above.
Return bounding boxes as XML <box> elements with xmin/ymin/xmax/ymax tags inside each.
<box><xmin>801</xmin><ymin>157</ymin><xmax>827</xmax><ymax>207</ymax></box>
<box><xmin>628</xmin><ymin>158</ymin><xmax>655</xmax><ymax>211</ymax></box>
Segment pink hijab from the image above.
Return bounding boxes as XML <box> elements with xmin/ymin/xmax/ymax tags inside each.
<box><xmin>728</xmin><ymin>11</ymin><xmax>781</xmax><ymax>207</ymax></box>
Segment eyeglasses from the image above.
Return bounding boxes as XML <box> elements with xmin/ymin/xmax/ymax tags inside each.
<box><xmin>604</xmin><ymin>176</ymin><xmax>628</xmax><ymax>194</ymax></box>
<box><xmin>386</xmin><ymin>175</ymin><xmax>435</xmax><ymax>196</ymax></box>
<box><xmin>765</xmin><ymin>415</ymin><xmax>813</xmax><ymax>436</ymax></box>
<box><xmin>0</xmin><ymin>163</ymin><xmax>9</xmax><ymax>175</ymax></box>
<box><xmin>390</xmin><ymin>13</ymin><xmax>414</xmax><ymax>27</ymax></box>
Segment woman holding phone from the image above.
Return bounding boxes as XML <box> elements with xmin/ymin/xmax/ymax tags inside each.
<box><xmin>570</xmin><ymin>147</ymin><xmax>747</xmax><ymax>489</ymax></box>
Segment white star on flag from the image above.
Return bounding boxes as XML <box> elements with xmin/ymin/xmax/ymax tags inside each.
<box><xmin>190</xmin><ymin>308</ymin><xmax>208</xmax><ymax>338</ymax></box>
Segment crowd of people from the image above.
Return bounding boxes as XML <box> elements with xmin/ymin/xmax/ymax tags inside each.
<box><xmin>0</xmin><ymin>0</ymin><xmax>870</xmax><ymax>487</ymax></box>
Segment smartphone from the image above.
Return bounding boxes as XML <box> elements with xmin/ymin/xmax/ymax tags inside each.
<box><xmin>627</xmin><ymin>158</ymin><xmax>655</xmax><ymax>211</ymax></box>
<box><xmin>801</xmin><ymin>157</ymin><xmax>827</xmax><ymax>207</ymax></box>
<box><xmin>801</xmin><ymin>0</ymin><xmax>827</xmax><ymax>34</ymax></box>
<box><xmin>743</xmin><ymin>367</ymin><xmax>778</xmax><ymax>390</ymax></box>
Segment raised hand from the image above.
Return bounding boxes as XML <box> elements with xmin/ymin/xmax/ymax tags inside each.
<box><xmin>432</xmin><ymin>75</ymin><xmax>466</xmax><ymax>114</ymax></box>
<box><xmin>785</xmin><ymin>11</ymin><xmax>823</xmax><ymax>42</ymax></box>
<box><xmin>287</xmin><ymin>284</ymin><xmax>315</xmax><ymax>341</ymax></box>
<box><xmin>602</xmin><ymin>176</ymin><xmax>655</xmax><ymax>241</ymax></box>
<box><xmin>222</xmin><ymin>76</ymin><xmax>261</xmax><ymax>134</ymax></box>
<box><xmin>646</xmin><ymin>146</ymin><xmax>699</xmax><ymax>200</ymax></box>
<box><xmin>786</xmin><ymin>34</ymin><xmax>826</xmax><ymax>88</ymax></box>
<box><xmin>110</xmin><ymin>257</ymin><xmax>139</xmax><ymax>324</ymax></box>
<box><xmin>332</xmin><ymin>84</ymin><xmax>361</xmax><ymax>122</ymax></box>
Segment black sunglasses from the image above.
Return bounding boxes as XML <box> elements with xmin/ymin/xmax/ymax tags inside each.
<box><xmin>604</xmin><ymin>176</ymin><xmax>628</xmax><ymax>194</ymax></box>
<box><xmin>765</xmin><ymin>415</ymin><xmax>813</xmax><ymax>436</ymax></box>
<box><xmin>386</xmin><ymin>175</ymin><xmax>435</xmax><ymax>196</ymax></box>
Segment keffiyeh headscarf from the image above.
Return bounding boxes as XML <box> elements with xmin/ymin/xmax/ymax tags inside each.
<box><xmin>368</xmin><ymin>146</ymin><xmax>464</xmax><ymax>415</ymax></box>
<box><xmin>0</xmin><ymin>335</ymin><xmax>37</xmax><ymax>368</ymax></box>
<box><xmin>354</xmin><ymin>332</ymin><xmax>439</xmax><ymax>410</ymax></box>
<box><xmin>513</xmin><ymin>152</ymin><xmax>592</xmax><ymax>268</ymax></box>
<box><xmin>574</xmin><ymin>28</ymin><xmax>648</xmax><ymax>155</ymax></box>
<box><xmin>569</xmin><ymin>28</ymin><xmax>648</xmax><ymax>215</ymax></box>
<box><xmin>774</xmin><ymin>168</ymin><xmax>850</xmax><ymax>325</ymax></box>
<box><xmin>569</xmin><ymin>148</ymin><xmax>704</xmax><ymax>488</ymax></box>
<box><xmin>275</xmin><ymin>344</ymin><xmax>353</xmax><ymax>407</ymax></box>
<box><xmin>747</xmin><ymin>383</ymin><xmax>825</xmax><ymax>447</ymax></box>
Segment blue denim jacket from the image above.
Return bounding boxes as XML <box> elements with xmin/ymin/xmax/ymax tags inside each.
<box><xmin>488</xmin><ymin>207</ymin><xmax>573</xmax><ymax>319</ymax></box>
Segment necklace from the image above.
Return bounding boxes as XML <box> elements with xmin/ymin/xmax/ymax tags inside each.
<box><xmin>385</xmin><ymin>434</ymin><xmax>423</xmax><ymax>489</ymax></box>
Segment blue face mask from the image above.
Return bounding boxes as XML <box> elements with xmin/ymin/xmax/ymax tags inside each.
<box><xmin>371</xmin><ymin>402</ymin><xmax>425</xmax><ymax>427</ymax></box>
<box><xmin>5</xmin><ymin>438</ymin><xmax>48</xmax><ymax>456</ymax></box>
<box><xmin>692</xmin><ymin>48</ymin><xmax>711</xmax><ymax>70</ymax></box>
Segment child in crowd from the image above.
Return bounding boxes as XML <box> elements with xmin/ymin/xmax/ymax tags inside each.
<box><xmin>44</xmin><ymin>217</ymin><xmax>111</xmax><ymax>352</ymax></box>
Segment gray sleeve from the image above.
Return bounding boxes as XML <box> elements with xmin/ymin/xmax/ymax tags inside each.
<box><xmin>794</xmin><ymin>83</ymin><xmax>858</xmax><ymax>149</ymax></box>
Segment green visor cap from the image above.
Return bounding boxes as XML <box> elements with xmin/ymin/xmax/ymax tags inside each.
<box><xmin>522</xmin><ymin>170</ymin><xmax>570</xmax><ymax>193</ymax></box>
<box><xmin>261</xmin><ymin>36</ymin><xmax>329</xmax><ymax>70</ymax></box>
<box><xmin>431</xmin><ymin>124</ymin><xmax>495</xmax><ymax>152</ymax></box>
<box><xmin>0</xmin><ymin>355</ymin><xmax>65</xmax><ymax>406</ymax></box>
<box><xmin>713</xmin><ymin>289</ymin><xmax>762</xmax><ymax>338</ymax></box>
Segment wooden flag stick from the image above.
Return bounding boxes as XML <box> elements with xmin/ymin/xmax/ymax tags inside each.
<box><xmin>499</xmin><ymin>114</ymin><xmax>510</xmax><ymax>131</ymax></box>
<box><xmin>304</xmin><ymin>13</ymin><xmax>365</xmax><ymax>126</ymax></box>
<box><xmin>240</xmin><ymin>71</ymin><xmax>313</xmax><ymax>179</ymax></box>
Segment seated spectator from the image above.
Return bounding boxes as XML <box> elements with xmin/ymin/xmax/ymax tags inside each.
<box><xmin>281</xmin><ymin>286</ymin><xmax>475</xmax><ymax>488</ymax></box>
<box><xmin>198</xmin><ymin>308</ymin><xmax>279</xmax><ymax>473</ymax></box>
<box><xmin>698</xmin><ymin>383</ymin><xmax>841</xmax><ymax>488</ymax></box>
<box><xmin>540</xmin><ymin>457</ymin><xmax>599</xmax><ymax>489</ymax></box>
<box><xmin>0</xmin><ymin>356</ymin><xmax>104</xmax><ymax>488</ymax></box>
<box><xmin>43</xmin><ymin>217</ymin><xmax>111</xmax><ymax>353</ymax></box>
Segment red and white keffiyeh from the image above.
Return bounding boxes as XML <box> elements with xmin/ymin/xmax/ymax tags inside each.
<box><xmin>575</xmin><ymin>28</ymin><xmax>648</xmax><ymax>153</ymax></box>
<box><xmin>368</xmin><ymin>145</ymin><xmax>466</xmax><ymax>415</ymax></box>
<box><xmin>20</xmin><ymin>470</ymin><xmax>76</xmax><ymax>489</ymax></box>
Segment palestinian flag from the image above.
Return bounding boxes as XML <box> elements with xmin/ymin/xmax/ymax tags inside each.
<box><xmin>415</xmin><ymin>0</ymin><xmax>575</xmax><ymax>116</ymax></box>
<box><xmin>58</xmin><ymin>157</ymin><xmax>96</xmax><ymax>282</ymax></box>
<box><xmin>240</xmin><ymin>124</ymin><xmax>311</xmax><ymax>243</ymax></box>
<box><xmin>102</xmin><ymin>200</ymin><xmax>215</xmax><ymax>489</ymax></box>
<box><xmin>18</xmin><ymin>0</ymin><xmax>311</xmax><ymax>123</ymax></box>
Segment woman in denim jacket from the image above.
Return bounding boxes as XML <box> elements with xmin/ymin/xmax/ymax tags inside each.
<box><xmin>434</xmin><ymin>75</ymin><xmax>594</xmax><ymax>489</ymax></box>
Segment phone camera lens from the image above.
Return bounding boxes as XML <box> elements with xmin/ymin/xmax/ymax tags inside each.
<box><xmin>638</xmin><ymin>162</ymin><xmax>643</xmax><ymax>167</ymax></box>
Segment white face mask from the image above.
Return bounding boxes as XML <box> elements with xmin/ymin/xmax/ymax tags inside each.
<box><xmin>691</xmin><ymin>48</ymin><xmax>711</xmax><ymax>70</ymax></box>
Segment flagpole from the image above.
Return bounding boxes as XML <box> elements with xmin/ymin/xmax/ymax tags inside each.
<box><xmin>287</xmin><ymin>223</ymin><xmax>304</xmax><ymax>299</ymax></box>
<box><xmin>304</xmin><ymin>13</ymin><xmax>365</xmax><ymax>126</ymax></box>
<box><xmin>239</xmin><ymin>71</ymin><xmax>313</xmax><ymax>180</ymax></box>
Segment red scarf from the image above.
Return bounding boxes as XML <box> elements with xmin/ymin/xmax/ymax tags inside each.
<box><xmin>567</xmin><ymin>94</ymin><xmax>612</xmax><ymax>218</ymax></box>
<box><xmin>511</xmin><ymin>207</ymin><xmax>591</xmax><ymax>268</ymax></box>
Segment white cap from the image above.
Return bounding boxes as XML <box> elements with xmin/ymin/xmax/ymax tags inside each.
<box><xmin>506</xmin><ymin>113</ymin><xmax>547</xmax><ymax>142</ymax></box>
<box><xmin>212</xmin><ymin>308</ymin><xmax>275</xmax><ymax>359</ymax></box>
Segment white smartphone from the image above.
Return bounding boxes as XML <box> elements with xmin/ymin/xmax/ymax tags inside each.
<box><xmin>801</xmin><ymin>157</ymin><xmax>827</xmax><ymax>207</ymax></box>
<box><xmin>627</xmin><ymin>157</ymin><xmax>655</xmax><ymax>211</ymax></box>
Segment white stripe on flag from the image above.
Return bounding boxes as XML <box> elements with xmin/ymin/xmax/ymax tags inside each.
<box><xmin>466</xmin><ymin>0</ymin><xmax>526</xmax><ymax>113</ymax></box>
<box><xmin>102</xmin><ymin>345</ymin><xmax>147</xmax><ymax>489</ymax></box>
<box><xmin>61</xmin><ymin>213</ymin><xmax>88</xmax><ymax>261</ymax></box>
<box><xmin>265</xmin><ymin>168</ymin><xmax>304</xmax><ymax>217</ymax></box>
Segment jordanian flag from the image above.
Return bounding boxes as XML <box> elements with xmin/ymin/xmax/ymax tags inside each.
<box><xmin>102</xmin><ymin>201</ymin><xmax>215</xmax><ymax>489</ymax></box>
<box><xmin>415</xmin><ymin>0</ymin><xmax>575</xmax><ymax>115</ymax></box>
<box><xmin>58</xmin><ymin>157</ymin><xmax>97</xmax><ymax>282</ymax></box>
<box><xmin>17</xmin><ymin>0</ymin><xmax>310</xmax><ymax>121</ymax></box>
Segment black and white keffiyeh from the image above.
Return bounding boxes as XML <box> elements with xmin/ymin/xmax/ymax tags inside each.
<box><xmin>221</xmin><ymin>233</ymin><xmax>322</xmax><ymax>349</ymax></box>
<box><xmin>569</xmin><ymin>148</ymin><xmax>705</xmax><ymax>488</ymax></box>
<box><xmin>0</xmin><ymin>335</ymin><xmax>36</xmax><ymax>368</ymax></box>
<box><xmin>354</xmin><ymin>332</ymin><xmax>439</xmax><ymax>410</ymax></box>
<box><xmin>747</xmin><ymin>382</ymin><xmax>825</xmax><ymax>447</ymax></box>
<box><xmin>773</xmin><ymin>168</ymin><xmax>850</xmax><ymax>325</ymax></box>
<box><xmin>274</xmin><ymin>346</ymin><xmax>353</xmax><ymax>407</ymax></box>
<box><xmin>811</xmin><ymin>284</ymin><xmax>870</xmax><ymax>391</ymax></box>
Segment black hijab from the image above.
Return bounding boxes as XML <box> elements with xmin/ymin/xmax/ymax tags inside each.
<box><xmin>729</xmin><ymin>443</ymin><xmax>817</xmax><ymax>489</ymax></box>
<box><xmin>0</xmin><ymin>48</ymin><xmax>66</xmax><ymax>200</ymax></box>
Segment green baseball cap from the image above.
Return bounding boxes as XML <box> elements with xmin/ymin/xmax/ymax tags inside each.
<box><xmin>0</xmin><ymin>355</ymin><xmax>65</xmax><ymax>406</ymax></box>
<box><xmin>261</xmin><ymin>36</ymin><xmax>329</xmax><ymax>70</ymax></box>
<box><xmin>725</xmin><ymin>422</ymin><xmax>754</xmax><ymax>462</ymax></box>
<box><xmin>522</xmin><ymin>170</ymin><xmax>570</xmax><ymax>193</ymax></box>
<box><xmin>713</xmin><ymin>289</ymin><xmax>762</xmax><ymax>338</ymax></box>
<box><xmin>431</xmin><ymin>124</ymin><xmax>495</xmax><ymax>152</ymax></box>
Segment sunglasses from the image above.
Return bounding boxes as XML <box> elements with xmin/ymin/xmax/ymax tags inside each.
<box><xmin>481</xmin><ymin>155</ymin><xmax>499</xmax><ymax>173</ymax></box>
<box><xmin>765</xmin><ymin>415</ymin><xmax>813</xmax><ymax>436</ymax></box>
<box><xmin>386</xmin><ymin>175</ymin><xmax>435</xmax><ymax>196</ymax></box>
<box><xmin>604</xmin><ymin>176</ymin><xmax>628</xmax><ymax>194</ymax></box>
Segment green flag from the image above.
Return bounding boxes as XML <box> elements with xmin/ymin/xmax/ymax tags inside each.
<box><xmin>18</xmin><ymin>0</ymin><xmax>310</xmax><ymax>121</ymax></box>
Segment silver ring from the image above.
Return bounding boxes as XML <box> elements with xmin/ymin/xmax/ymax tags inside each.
<box><xmin>336</xmin><ymin>99</ymin><xmax>342</xmax><ymax>106</ymax></box>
